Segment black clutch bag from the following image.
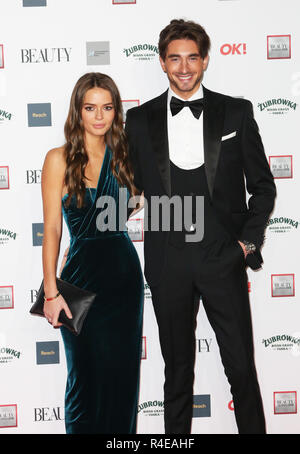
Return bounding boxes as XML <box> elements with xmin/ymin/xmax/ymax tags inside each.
<box><xmin>30</xmin><ymin>278</ymin><xmax>97</xmax><ymax>336</ymax></box>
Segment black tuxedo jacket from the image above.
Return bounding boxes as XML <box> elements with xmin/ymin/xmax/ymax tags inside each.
<box><xmin>125</xmin><ymin>86</ymin><xmax>276</xmax><ymax>287</ymax></box>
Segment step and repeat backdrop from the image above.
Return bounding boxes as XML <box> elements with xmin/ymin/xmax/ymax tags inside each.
<box><xmin>0</xmin><ymin>0</ymin><xmax>300</xmax><ymax>434</ymax></box>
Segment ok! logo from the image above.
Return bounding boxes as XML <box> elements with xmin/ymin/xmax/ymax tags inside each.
<box><xmin>220</xmin><ymin>43</ymin><xmax>247</xmax><ymax>55</ymax></box>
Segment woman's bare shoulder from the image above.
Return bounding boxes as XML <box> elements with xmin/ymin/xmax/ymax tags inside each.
<box><xmin>43</xmin><ymin>146</ymin><xmax>66</xmax><ymax>171</ymax></box>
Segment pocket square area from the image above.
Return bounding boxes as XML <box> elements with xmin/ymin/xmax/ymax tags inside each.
<box><xmin>221</xmin><ymin>131</ymin><xmax>237</xmax><ymax>141</ymax></box>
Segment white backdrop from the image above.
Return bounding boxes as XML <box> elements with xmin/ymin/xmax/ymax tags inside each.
<box><xmin>0</xmin><ymin>0</ymin><xmax>299</xmax><ymax>434</ymax></box>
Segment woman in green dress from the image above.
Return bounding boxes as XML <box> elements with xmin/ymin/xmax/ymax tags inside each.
<box><xmin>41</xmin><ymin>72</ymin><xmax>144</xmax><ymax>434</ymax></box>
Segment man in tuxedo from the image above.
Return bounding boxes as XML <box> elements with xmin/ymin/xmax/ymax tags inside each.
<box><xmin>125</xmin><ymin>19</ymin><xmax>276</xmax><ymax>434</ymax></box>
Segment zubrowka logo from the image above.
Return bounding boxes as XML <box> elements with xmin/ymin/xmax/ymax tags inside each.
<box><xmin>267</xmin><ymin>216</ymin><xmax>298</xmax><ymax>234</ymax></box>
<box><xmin>138</xmin><ymin>400</ymin><xmax>164</xmax><ymax>417</ymax></box>
<box><xmin>0</xmin><ymin>108</ymin><xmax>13</xmax><ymax>125</ymax></box>
<box><xmin>123</xmin><ymin>44</ymin><xmax>158</xmax><ymax>61</ymax></box>
<box><xmin>0</xmin><ymin>228</ymin><xmax>17</xmax><ymax>246</ymax></box>
<box><xmin>262</xmin><ymin>334</ymin><xmax>300</xmax><ymax>351</ymax></box>
<box><xmin>0</xmin><ymin>346</ymin><xmax>21</xmax><ymax>364</ymax></box>
<box><xmin>21</xmin><ymin>48</ymin><xmax>71</xmax><ymax>63</ymax></box>
<box><xmin>258</xmin><ymin>98</ymin><xmax>297</xmax><ymax>115</ymax></box>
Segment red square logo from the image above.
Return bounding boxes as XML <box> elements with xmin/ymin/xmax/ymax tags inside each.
<box><xmin>267</xmin><ymin>35</ymin><xmax>291</xmax><ymax>60</ymax></box>
<box><xmin>0</xmin><ymin>405</ymin><xmax>17</xmax><ymax>428</ymax></box>
<box><xmin>269</xmin><ymin>155</ymin><xmax>293</xmax><ymax>179</ymax></box>
<box><xmin>0</xmin><ymin>166</ymin><xmax>10</xmax><ymax>190</ymax></box>
<box><xmin>271</xmin><ymin>274</ymin><xmax>295</xmax><ymax>297</ymax></box>
<box><xmin>0</xmin><ymin>45</ymin><xmax>4</xmax><ymax>69</ymax></box>
<box><xmin>127</xmin><ymin>217</ymin><xmax>143</xmax><ymax>242</ymax></box>
<box><xmin>274</xmin><ymin>391</ymin><xmax>297</xmax><ymax>414</ymax></box>
<box><xmin>141</xmin><ymin>336</ymin><xmax>147</xmax><ymax>360</ymax></box>
<box><xmin>113</xmin><ymin>0</ymin><xmax>136</xmax><ymax>4</ymax></box>
<box><xmin>0</xmin><ymin>285</ymin><xmax>14</xmax><ymax>309</ymax></box>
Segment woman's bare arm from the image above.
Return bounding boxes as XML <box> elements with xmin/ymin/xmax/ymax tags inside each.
<box><xmin>41</xmin><ymin>147</ymin><xmax>72</xmax><ymax>327</ymax></box>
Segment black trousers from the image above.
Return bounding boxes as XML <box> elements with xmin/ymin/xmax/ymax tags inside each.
<box><xmin>150</xmin><ymin>240</ymin><xmax>266</xmax><ymax>434</ymax></box>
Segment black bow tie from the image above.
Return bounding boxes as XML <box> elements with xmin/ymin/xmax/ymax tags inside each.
<box><xmin>170</xmin><ymin>96</ymin><xmax>204</xmax><ymax>119</ymax></box>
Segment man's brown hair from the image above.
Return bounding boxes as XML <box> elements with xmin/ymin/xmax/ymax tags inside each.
<box><xmin>159</xmin><ymin>19</ymin><xmax>211</xmax><ymax>61</ymax></box>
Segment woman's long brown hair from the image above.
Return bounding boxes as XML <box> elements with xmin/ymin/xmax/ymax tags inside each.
<box><xmin>63</xmin><ymin>72</ymin><xmax>136</xmax><ymax>208</ymax></box>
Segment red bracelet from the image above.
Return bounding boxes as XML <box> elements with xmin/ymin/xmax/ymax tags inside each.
<box><xmin>44</xmin><ymin>291</ymin><xmax>60</xmax><ymax>302</ymax></box>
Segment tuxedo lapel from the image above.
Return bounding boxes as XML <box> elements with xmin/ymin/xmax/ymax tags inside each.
<box><xmin>203</xmin><ymin>86</ymin><xmax>225</xmax><ymax>199</ymax></box>
<box><xmin>147</xmin><ymin>90</ymin><xmax>171</xmax><ymax>196</ymax></box>
<box><xmin>146</xmin><ymin>87</ymin><xmax>225</xmax><ymax>199</ymax></box>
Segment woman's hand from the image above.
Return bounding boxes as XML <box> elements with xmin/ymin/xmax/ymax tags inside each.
<box><xmin>43</xmin><ymin>294</ymin><xmax>73</xmax><ymax>328</ymax></box>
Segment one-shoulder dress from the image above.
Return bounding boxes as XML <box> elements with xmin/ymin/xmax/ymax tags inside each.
<box><xmin>60</xmin><ymin>146</ymin><xmax>144</xmax><ymax>434</ymax></box>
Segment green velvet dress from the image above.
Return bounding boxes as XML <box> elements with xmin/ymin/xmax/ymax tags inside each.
<box><xmin>60</xmin><ymin>146</ymin><xmax>144</xmax><ymax>434</ymax></box>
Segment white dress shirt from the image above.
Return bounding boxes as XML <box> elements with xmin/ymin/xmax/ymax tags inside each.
<box><xmin>167</xmin><ymin>85</ymin><xmax>204</xmax><ymax>170</ymax></box>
